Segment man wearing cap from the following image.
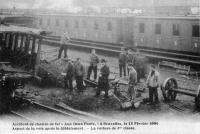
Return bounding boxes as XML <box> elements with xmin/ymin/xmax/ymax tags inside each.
<box><xmin>74</xmin><ymin>58</ymin><xmax>85</xmax><ymax>93</ymax></box>
<box><xmin>63</xmin><ymin>58</ymin><xmax>74</xmax><ymax>92</ymax></box>
<box><xmin>146</xmin><ymin>64</ymin><xmax>160</xmax><ymax>104</ymax></box>
<box><xmin>58</xmin><ymin>31</ymin><xmax>70</xmax><ymax>59</ymax></box>
<box><xmin>87</xmin><ymin>49</ymin><xmax>99</xmax><ymax>81</ymax></box>
<box><xmin>127</xmin><ymin>63</ymin><xmax>137</xmax><ymax>100</ymax></box>
<box><xmin>95</xmin><ymin>59</ymin><xmax>110</xmax><ymax>98</ymax></box>
<box><xmin>118</xmin><ymin>47</ymin><xmax>127</xmax><ymax>77</ymax></box>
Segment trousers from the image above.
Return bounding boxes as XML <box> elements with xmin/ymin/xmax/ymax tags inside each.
<box><xmin>148</xmin><ymin>86</ymin><xmax>159</xmax><ymax>103</ymax></box>
<box><xmin>119</xmin><ymin>64</ymin><xmax>126</xmax><ymax>77</ymax></box>
<box><xmin>58</xmin><ymin>44</ymin><xmax>67</xmax><ymax>58</ymax></box>
<box><xmin>87</xmin><ymin>65</ymin><xmax>97</xmax><ymax>80</ymax></box>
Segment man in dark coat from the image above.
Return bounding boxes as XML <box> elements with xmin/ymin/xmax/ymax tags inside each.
<box><xmin>74</xmin><ymin>58</ymin><xmax>85</xmax><ymax>93</ymax></box>
<box><xmin>87</xmin><ymin>49</ymin><xmax>99</xmax><ymax>81</ymax></box>
<box><xmin>118</xmin><ymin>47</ymin><xmax>127</xmax><ymax>77</ymax></box>
<box><xmin>95</xmin><ymin>59</ymin><xmax>110</xmax><ymax>98</ymax></box>
<box><xmin>63</xmin><ymin>58</ymin><xmax>74</xmax><ymax>92</ymax></box>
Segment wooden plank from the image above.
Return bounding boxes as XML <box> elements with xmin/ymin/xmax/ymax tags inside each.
<box><xmin>34</xmin><ymin>38</ymin><xmax>42</xmax><ymax>76</ymax></box>
<box><xmin>20</xmin><ymin>35</ymin><xmax>24</xmax><ymax>49</ymax></box>
<box><xmin>14</xmin><ymin>33</ymin><xmax>19</xmax><ymax>51</ymax></box>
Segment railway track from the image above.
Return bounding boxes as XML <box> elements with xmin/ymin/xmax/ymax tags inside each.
<box><xmin>167</xmin><ymin>103</ymin><xmax>185</xmax><ymax>113</ymax></box>
<box><xmin>43</xmin><ymin>35</ymin><xmax>200</xmax><ymax>66</ymax></box>
<box><xmin>13</xmin><ymin>95</ymin><xmax>105</xmax><ymax>122</ymax></box>
<box><xmin>10</xmin><ymin>110</ymin><xmax>36</xmax><ymax>122</ymax></box>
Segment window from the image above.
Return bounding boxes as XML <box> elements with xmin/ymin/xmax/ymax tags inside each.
<box><xmin>107</xmin><ymin>22</ymin><xmax>112</xmax><ymax>31</ymax></box>
<box><xmin>94</xmin><ymin>21</ymin><xmax>98</xmax><ymax>30</ymax></box>
<box><xmin>75</xmin><ymin>20</ymin><xmax>79</xmax><ymax>28</ymax></box>
<box><xmin>155</xmin><ymin>24</ymin><xmax>161</xmax><ymax>34</ymax></box>
<box><xmin>39</xmin><ymin>19</ymin><xmax>42</xmax><ymax>25</ymax></box>
<box><xmin>56</xmin><ymin>19</ymin><xmax>59</xmax><ymax>26</ymax></box>
<box><xmin>173</xmin><ymin>24</ymin><xmax>180</xmax><ymax>36</ymax></box>
<box><xmin>65</xmin><ymin>20</ymin><xmax>68</xmax><ymax>27</ymax></box>
<box><xmin>47</xmin><ymin>19</ymin><xmax>51</xmax><ymax>26</ymax></box>
<box><xmin>139</xmin><ymin>23</ymin><xmax>145</xmax><ymax>33</ymax></box>
<box><xmin>192</xmin><ymin>25</ymin><xmax>200</xmax><ymax>37</ymax></box>
<box><xmin>82</xmin><ymin>20</ymin><xmax>87</xmax><ymax>28</ymax></box>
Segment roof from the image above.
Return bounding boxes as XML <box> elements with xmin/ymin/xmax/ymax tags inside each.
<box><xmin>37</xmin><ymin>13</ymin><xmax>200</xmax><ymax>20</ymax></box>
<box><xmin>0</xmin><ymin>25</ymin><xmax>45</xmax><ymax>36</ymax></box>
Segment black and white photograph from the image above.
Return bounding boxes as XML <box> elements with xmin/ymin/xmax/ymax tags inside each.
<box><xmin>0</xmin><ymin>0</ymin><xmax>200</xmax><ymax>134</ymax></box>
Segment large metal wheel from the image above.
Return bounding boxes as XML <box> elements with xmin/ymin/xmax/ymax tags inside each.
<box><xmin>161</xmin><ymin>77</ymin><xmax>178</xmax><ymax>102</ymax></box>
<box><xmin>195</xmin><ymin>85</ymin><xmax>200</xmax><ymax>109</ymax></box>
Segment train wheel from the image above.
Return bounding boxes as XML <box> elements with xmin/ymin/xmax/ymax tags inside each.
<box><xmin>195</xmin><ymin>85</ymin><xmax>200</xmax><ymax>109</ymax></box>
<box><xmin>161</xmin><ymin>77</ymin><xmax>178</xmax><ymax>102</ymax></box>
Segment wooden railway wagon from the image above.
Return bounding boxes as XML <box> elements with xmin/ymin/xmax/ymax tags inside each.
<box><xmin>133</xmin><ymin>15</ymin><xmax>200</xmax><ymax>55</ymax></box>
<box><xmin>36</xmin><ymin>14</ymin><xmax>133</xmax><ymax>45</ymax></box>
<box><xmin>0</xmin><ymin>24</ymin><xmax>46</xmax><ymax>113</ymax></box>
<box><xmin>0</xmin><ymin>25</ymin><xmax>45</xmax><ymax>75</ymax></box>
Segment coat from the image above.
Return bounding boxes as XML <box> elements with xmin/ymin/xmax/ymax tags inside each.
<box><xmin>118</xmin><ymin>52</ymin><xmax>127</xmax><ymax>65</ymax></box>
<box><xmin>74</xmin><ymin>62</ymin><xmax>85</xmax><ymax>77</ymax></box>
<box><xmin>98</xmin><ymin>65</ymin><xmax>110</xmax><ymax>84</ymax></box>
<box><xmin>146</xmin><ymin>70</ymin><xmax>160</xmax><ymax>88</ymax></box>
<box><xmin>64</xmin><ymin>62</ymin><xmax>74</xmax><ymax>78</ymax></box>
<box><xmin>89</xmin><ymin>54</ymin><xmax>99</xmax><ymax>67</ymax></box>
<box><xmin>128</xmin><ymin>68</ymin><xmax>137</xmax><ymax>85</ymax></box>
<box><xmin>127</xmin><ymin>54</ymin><xmax>134</xmax><ymax>64</ymax></box>
<box><xmin>60</xmin><ymin>33</ymin><xmax>70</xmax><ymax>45</ymax></box>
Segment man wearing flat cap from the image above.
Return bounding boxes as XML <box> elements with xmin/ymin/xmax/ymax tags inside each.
<box><xmin>146</xmin><ymin>64</ymin><xmax>160</xmax><ymax>105</ymax></box>
<box><xmin>95</xmin><ymin>59</ymin><xmax>110</xmax><ymax>98</ymax></box>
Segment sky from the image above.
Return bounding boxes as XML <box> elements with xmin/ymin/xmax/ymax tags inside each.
<box><xmin>0</xmin><ymin>0</ymin><xmax>198</xmax><ymax>9</ymax></box>
<box><xmin>0</xmin><ymin>0</ymin><xmax>73</xmax><ymax>9</ymax></box>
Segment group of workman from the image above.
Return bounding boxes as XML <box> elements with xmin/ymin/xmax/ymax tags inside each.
<box><xmin>58</xmin><ymin>32</ymin><xmax>160</xmax><ymax>105</ymax></box>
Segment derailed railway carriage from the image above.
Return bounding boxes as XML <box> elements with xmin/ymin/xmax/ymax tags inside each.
<box><xmin>0</xmin><ymin>24</ymin><xmax>45</xmax><ymax>113</ymax></box>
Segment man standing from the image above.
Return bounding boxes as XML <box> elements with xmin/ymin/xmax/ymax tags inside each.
<box><xmin>58</xmin><ymin>31</ymin><xmax>70</xmax><ymax>59</ymax></box>
<box><xmin>95</xmin><ymin>59</ymin><xmax>110</xmax><ymax>98</ymax></box>
<box><xmin>126</xmin><ymin>49</ymin><xmax>134</xmax><ymax>75</ymax></box>
<box><xmin>63</xmin><ymin>58</ymin><xmax>74</xmax><ymax>92</ymax></box>
<box><xmin>87</xmin><ymin>49</ymin><xmax>99</xmax><ymax>81</ymax></box>
<box><xmin>118</xmin><ymin>47</ymin><xmax>127</xmax><ymax>77</ymax></box>
<box><xmin>127</xmin><ymin>63</ymin><xmax>137</xmax><ymax>100</ymax></box>
<box><xmin>74</xmin><ymin>58</ymin><xmax>85</xmax><ymax>93</ymax></box>
<box><xmin>146</xmin><ymin>64</ymin><xmax>160</xmax><ymax>104</ymax></box>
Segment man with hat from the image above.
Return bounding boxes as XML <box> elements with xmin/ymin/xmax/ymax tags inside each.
<box><xmin>74</xmin><ymin>58</ymin><xmax>85</xmax><ymax>93</ymax></box>
<box><xmin>95</xmin><ymin>59</ymin><xmax>110</xmax><ymax>98</ymax></box>
<box><xmin>127</xmin><ymin>63</ymin><xmax>137</xmax><ymax>100</ymax></box>
<box><xmin>62</xmin><ymin>58</ymin><xmax>74</xmax><ymax>92</ymax></box>
<box><xmin>87</xmin><ymin>49</ymin><xmax>99</xmax><ymax>81</ymax></box>
<box><xmin>58</xmin><ymin>31</ymin><xmax>70</xmax><ymax>59</ymax></box>
<box><xmin>146</xmin><ymin>64</ymin><xmax>160</xmax><ymax>104</ymax></box>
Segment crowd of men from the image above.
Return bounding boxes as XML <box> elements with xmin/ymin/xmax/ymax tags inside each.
<box><xmin>59</xmin><ymin>32</ymin><xmax>160</xmax><ymax>105</ymax></box>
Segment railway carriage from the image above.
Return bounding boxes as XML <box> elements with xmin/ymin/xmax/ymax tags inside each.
<box><xmin>37</xmin><ymin>14</ymin><xmax>133</xmax><ymax>45</ymax></box>
<box><xmin>133</xmin><ymin>16</ymin><xmax>200</xmax><ymax>55</ymax></box>
<box><xmin>36</xmin><ymin>14</ymin><xmax>200</xmax><ymax>56</ymax></box>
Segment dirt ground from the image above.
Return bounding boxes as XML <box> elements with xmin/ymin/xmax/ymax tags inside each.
<box><xmin>18</xmin><ymin>44</ymin><xmax>200</xmax><ymax>122</ymax></box>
